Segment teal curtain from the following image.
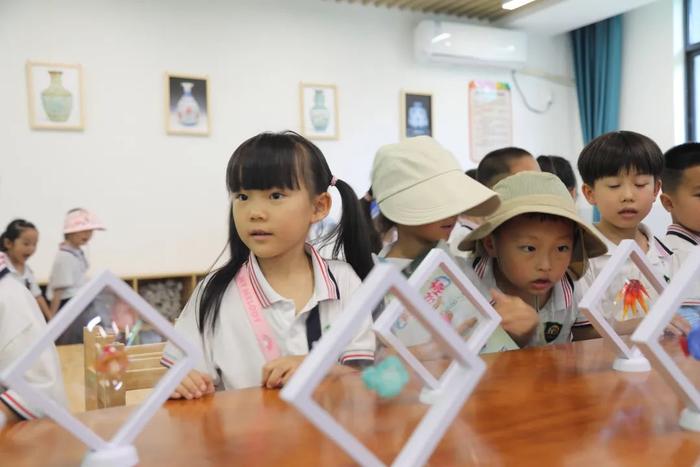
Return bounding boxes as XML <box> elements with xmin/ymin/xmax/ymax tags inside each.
<box><xmin>571</xmin><ymin>15</ymin><xmax>623</xmax><ymax>222</ymax></box>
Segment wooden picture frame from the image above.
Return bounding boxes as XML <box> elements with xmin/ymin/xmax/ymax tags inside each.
<box><xmin>400</xmin><ymin>90</ymin><xmax>432</xmax><ymax>139</ymax></box>
<box><xmin>165</xmin><ymin>73</ymin><xmax>210</xmax><ymax>136</ymax></box>
<box><xmin>299</xmin><ymin>83</ymin><xmax>339</xmax><ymax>140</ymax></box>
<box><xmin>26</xmin><ymin>61</ymin><xmax>85</xmax><ymax>131</ymax></box>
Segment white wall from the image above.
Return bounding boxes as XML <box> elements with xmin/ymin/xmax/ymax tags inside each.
<box><xmin>1</xmin><ymin>0</ymin><xmax>579</xmax><ymax>280</ymax></box>
<box><xmin>619</xmin><ymin>0</ymin><xmax>684</xmax><ymax>236</ymax></box>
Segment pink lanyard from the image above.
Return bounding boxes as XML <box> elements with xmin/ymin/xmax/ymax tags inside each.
<box><xmin>235</xmin><ymin>268</ymin><xmax>281</xmax><ymax>362</ymax></box>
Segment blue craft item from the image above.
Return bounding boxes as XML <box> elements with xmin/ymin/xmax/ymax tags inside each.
<box><xmin>687</xmin><ymin>325</ymin><xmax>700</xmax><ymax>360</ymax></box>
<box><xmin>362</xmin><ymin>355</ymin><xmax>409</xmax><ymax>398</ymax></box>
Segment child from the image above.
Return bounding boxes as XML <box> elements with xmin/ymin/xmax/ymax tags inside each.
<box><xmin>577</xmin><ymin>131</ymin><xmax>674</xmax><ymax>294</ymax></box>
<box><xmin>660</xmin><ymin>143</ymin><xmax>700</xmax><ymax>325</ymax></box>
<box><xmin>46</xmin><ymin>208</ymin><xmax>105</xmax><ymax>317</ymax></box>
<box><xmin>0</xmin><ymin>252</ymin><xmax>67</xmax><ymax>425</ymax></box>
<box><xmin>370</xmin><ymin>137</ymin><xmax>521</xmax><ymax>350</ymax></box>
<box><xmin>450</xmin><ymin>149</ymin><xmax>539</xmax><ymax>257</ymax></box>
<box><xmin>476</xmin><ymin>146</ymin><xmax>540</xmax><ymax>188</ymax></box>
<box><xmin>458</xmin><ymin>172</ymin><xmax>608</xmax><ymax>346</ymax></box>
<box><xmin>372</xmin><ymin>136</ymin><xmax>499</xmax><ymax>271</ymax></box>
<box><xmin>0</xmin><ymin>219</ymin><xmax>51</xmax><ymax>319</ymax></box>
<box><xmin>537</xmin><ymin>155</ymin><xmax>578</xmax><ymax>199</ymax></box>
<box><xmin>163</xmin><ymin>131</ymin><xmax>376</xmax><ymax>398</ymax></box>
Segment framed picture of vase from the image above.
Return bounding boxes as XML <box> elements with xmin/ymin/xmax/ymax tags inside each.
<box><xmin>26</xmin><ymin>61</ymin><xmax>85</xmax><ymax>131</ymax></box>
<box><xmin>401</xmin><ymin>91</ymin><xmax>432</xmax><ymax>139</ymax></box>
<box><xmin>165</xmin><ymin>73</ymin><xmax>210</xmax><ymax>136</ymax></box>
<box><xmin>299</xmin><ymin>83</ymin><xmax>339</xmax><ymax>140</ymax></box>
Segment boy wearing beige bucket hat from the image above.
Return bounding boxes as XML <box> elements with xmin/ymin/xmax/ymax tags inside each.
<box><xmin>459</xmin><ymin>172</ymin><xmax>608</xmax><ymax>346</ymax></box>
<box><xmin>47</xmin><ymin>208</ymin><xmax>106</xmax><ymax>320</ymax></box>
<box><xmin>371</xmin><ymin>136</ymin><xmax>499</xmax><ymax>268</ymax></box>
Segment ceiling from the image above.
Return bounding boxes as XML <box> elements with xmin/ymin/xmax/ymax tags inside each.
<box><xmin>332</xmin><ymin>0</ymin><xmax>660</xmax><ymax>34</ymax></box>
<box><xmin>333</xmin><ymin>0</ymin><xmax>543</xmax><ymax>22</ymax></box>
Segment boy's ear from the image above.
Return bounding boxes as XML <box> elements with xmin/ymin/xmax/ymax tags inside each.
<box><xmin>659</xmin><ymin>192</ymin><xmax>674</xmax><ymax>213</ymax></box>
<box><xmin>482</xmin><ymin>234</ymin><xmax>498</xmax><ymax>257</ymax></box>
<box><xmin>581</xmin><ymin>183</ymin><xmax>596</xmax><ymax>206</ymax></box>
<box><xmin>653</xmin><ymin>178</ymin><xmax>662</xmax><ymax>197</ymax></box>
<box><xmin>311</xmin><ymin>192</ymin><xmax>332</xmax><ymax>223</ymax></box>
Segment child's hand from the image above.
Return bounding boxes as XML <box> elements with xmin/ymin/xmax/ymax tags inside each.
<box><xmin>666</xmin><ymin>315</ymin><xmax>692</xmax><ymax>336</ymax></box>
<box><xmin>490</xmin><ymin>289</ymin><xmax>538</xmax><ymax>347</ymax></box>
<box><xmin>170</xmin><ymin>370</ymin><xmax>215</xmax><ymax>400</ymax></box>
<box><xmin>261</xmin><ymin>355</ymin><xmax>305</xmax><ymax>389</ymax></box>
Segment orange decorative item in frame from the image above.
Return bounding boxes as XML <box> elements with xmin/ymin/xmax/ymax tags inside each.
<box><xmin>617</xmin><ymin>279</ymin><xmax>650</xmax><ymax>320</ymax></box>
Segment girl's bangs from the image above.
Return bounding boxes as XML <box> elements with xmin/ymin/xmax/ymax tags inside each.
<box><xmin>228</xmin><ymin>135</ymin><xmax>306</xmax><ymax>192</ymax></box>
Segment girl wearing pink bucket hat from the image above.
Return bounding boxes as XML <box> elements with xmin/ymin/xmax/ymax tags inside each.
<box><xmin>46</xmin><ymin>208</ymin><xmax>105</xmax><ymax>323</ymax></box>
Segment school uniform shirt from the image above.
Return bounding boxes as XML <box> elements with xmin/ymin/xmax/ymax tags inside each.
<box><xmin>665</xmin><ymin>224</ymin><xmax>700</xmax><ymax>325</ymax></box>
<box><xmin>46</xmin><ymin>243</ymin><xmax>89</xmax><ymax>301</ymax></box>
<box><xmin>0</xmin><ymin>259</ymin><xmax>67</xmax><ymax>420</ymax></box>
<box><xmin>162</xmin><ymin>245</ymin><xmax>375</xmax><ymax>390</ymax></box>
<box><xmin>472</xmin><ymin>255</ymin><xmax>580</xmax><ymax>346</ymax></box>
<box><xmin>6</xmin><ymin>261</ymin><xmax>42</xmax><ymax>298</ymax></box>
<box><xmin>448</xmin><ymin>221</ymin><xmax>477</xmax><ymax>259</ymax></box>
<box><xmin>576</xmin><ymin>223</ymin><xmax>673</xmax><ymax>324</ymax></box>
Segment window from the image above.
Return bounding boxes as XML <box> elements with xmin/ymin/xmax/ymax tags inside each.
<box><xmin>686</xmin><ymin>0</ymin><xmax>700</xmax><ymax>140</ymax></box>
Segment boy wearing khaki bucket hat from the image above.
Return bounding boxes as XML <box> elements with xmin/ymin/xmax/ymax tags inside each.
<box><xmin>459</xmin><ymin>172</ymin><xmax>608</xmax><ymax>346</ymax></box>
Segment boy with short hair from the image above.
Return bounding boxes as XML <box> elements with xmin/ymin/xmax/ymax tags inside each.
<box><xmin>476</xmin><ymin>146</ymin><xmax>540</xmax><ymax>188</ymax></box>
<box><xmin>458</xmin><ymin>171</ymin><xmax>608</xmax><ymax>346</ymax></box>
<box><xmin>577</xmin><ymin>131</ymin><xmax>674</xmax><ymax>294</ymax></box>
<box><xmin>660</xmin><ymin>142</ymin><xmax>700</xmax><ymax>325</ymax></box>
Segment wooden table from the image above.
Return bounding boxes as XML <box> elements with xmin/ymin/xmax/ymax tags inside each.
<box><xmin>2</xmin><ymin>337</ymin><xmax>700</xmax><ymax>466</ymax></box>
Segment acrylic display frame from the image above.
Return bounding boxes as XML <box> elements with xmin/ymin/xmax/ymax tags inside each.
<box><xmin>280</xmin><ymin>263</ymin><xmax>486</xmax><ymax>467</ymax></box>
<box><xmin>578</xmin><ymin>239</ymin><xmax>667</xmax><ymax>372</ymax></box>
<box><xmin>0</xmin><ymin>270</ymin><xmax>201</xmax><ymax>467</ymax></box>
<box><xmin>373</xmin><ymin>249</ymin><xmax>501</xmax><ymax>393</ymax></box>
<box><xmin>632</xmin><ymin>247</ymin><xmax>700</xmax><ymax>431</ymax></box>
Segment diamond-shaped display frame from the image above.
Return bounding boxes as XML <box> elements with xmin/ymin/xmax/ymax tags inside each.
<box><xmin>0</xmin><ymin>270</ymin><xmax>201</xmax><ymax>465</ymax></box>
<box><xmin>632</xmin><ymin>247</ymin><xmax>700</xmax><ymax>431</ymax></box>
<box><xmin>280</xmin><ymin>263</ymin><xmax>486</xmax><ymax>467</ymax></box>
<box><xmin>578</xmin><ymin>239</ymin><xmax>667</xmax><ymax>372</ymax></box>
<box><xmin>373</xmin><ymin>249</ymin><xmax>502</xmax><ymax>391</ymax></box>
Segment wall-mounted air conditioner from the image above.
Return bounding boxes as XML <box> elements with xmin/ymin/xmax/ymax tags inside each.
<box><xmin>414</xmin><ymin>20</ymin><xmax>527</xmax><ymax>69</ymax></box>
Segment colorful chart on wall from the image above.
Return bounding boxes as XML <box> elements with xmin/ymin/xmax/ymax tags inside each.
<box><xmin>468</xmin><ymin>81</ymin><xmax>512</xmax><ymax>163</ymax></box>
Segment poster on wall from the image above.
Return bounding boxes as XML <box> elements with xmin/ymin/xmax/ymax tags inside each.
<box><xmin>401</xmin><ymin>91</ymin><xmax>432</xmax><ymax>139</ymax></box>
<box><xmin>468</xmin><ymin>81</ymin><xmax>512</xmax><ymax>163</ymax></box>
<box><xmin>26</xmin><ymin>61</ymin><xmax>85</xmax><ymax>131</ymax></box>
<box><xmin>165</xmin><ymin>73</ymin><xmax>210</xmax><ymax>136</ymax></box>
<box><xmin>299</xmin><ymin>83</ymin><xmax>339</xmax><ymax>140</ymax></box>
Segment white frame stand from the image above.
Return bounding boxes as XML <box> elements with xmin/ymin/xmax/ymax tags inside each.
<box><xmin>578</xmin><ymin>240</ymin><xmax>667</xmax><ymax>372</ymax></box>
<box><xmin>281</xmin><ymin>263</ymin><xmax>487</xmax><ymax>467</ymax></box>
<box><xmin>373</xmin><ymin>249</ymin><xmax>502</xmax><ymax>404</ymax></box>
<box><xmin>632</xmin><ymin>247</ymin><xmax>700</xmax><ymax>431</ymax></box>
<box><xmin>0</xmin><ymin>270</ymin><xmax>201</xmax><ymax>467</ymax></box>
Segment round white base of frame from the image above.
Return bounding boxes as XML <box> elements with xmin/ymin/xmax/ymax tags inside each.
<box><xmin>419</xmin><ymin>387</ymin><xmax>442</xmax><ymax>405</ymax></box>
<box><xmin>679</xmin><ymin>408</ymin><xmax>700</xmax><ymax>432</ymax></box>
<box><xmin>82</xmin><ymin>445</ymin><xmax>138</xmax><ymax>467</ymax></box>
<box><xmin>612</xmin><ymin>356</ymin><xmax>651</xmax><ymax>372</ymax></box>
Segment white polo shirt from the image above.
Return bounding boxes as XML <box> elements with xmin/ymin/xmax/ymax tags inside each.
<box><xmin>6</xmin><ymin>261</ymin><xmax>42</xmax><ymax>298</ymax></box>
<box><xmin>162</xmin><ymin>245</ymin><xmax>375</xmax><ymax>390</ymax></box>
<box><xmin>47</xmin><ymin>243</ymin><xmax>89</xmax><ymax>301</ymax></box>
<box><xmin>472</xmin><ymin>255</ymin><xmax>581</xmax><ymax>346</ymax></box>
<box><xmin>576</xmin><ymin>224</ymin><xmax>673</xmax><ymax>322</ymax></box>
<box><xmin>0</xmin><ymin>256</ymin><xmax>67</xmax><ymax>420</ymax></box>
<box><xmin>448</xmin><ymin>221</ymin><xmax>477</xmax><ymax>259</ymax></box>
<box><xmin>665</xmin><ymin>224</ymin><xmax>700</xmax><ymax>306</ymax></box>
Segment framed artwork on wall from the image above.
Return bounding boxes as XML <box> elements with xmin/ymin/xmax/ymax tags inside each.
<box><xmin>299</xmin><ymin>83</ymin><xmax>339</xmax><ymax>140</ymax></box>
<box><xmin>165</xmin><ymin>73</ymin><xmax>210</xmax><ymax>136</ymax></box>
<box><xmin>401</xmin><ymin>91</ymin><xmax>433</xmax><ymax>139</ymax></box>
<box><xmin>26</xmin><ymin>61</ymin><xmax>85</xmax><ymax>131</ymax></box>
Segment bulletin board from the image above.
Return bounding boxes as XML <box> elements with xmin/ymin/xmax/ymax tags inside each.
<box><xmin>468</xmin><ymin>81</ymin><xmax>513</xmax><ymax>163</ymax></box>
